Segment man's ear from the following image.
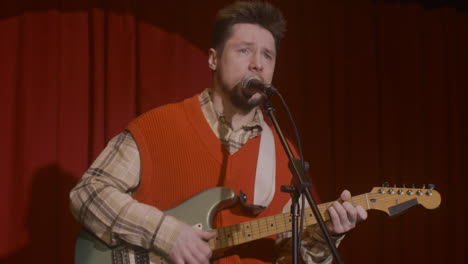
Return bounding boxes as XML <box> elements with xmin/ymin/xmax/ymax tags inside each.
<box><xmin>208</xmin><ymin>48</ymin><xmax>218</xmax><ymax>71</ymax></box>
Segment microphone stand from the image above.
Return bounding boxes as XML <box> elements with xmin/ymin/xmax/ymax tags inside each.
<box><xmin>262</xmin><ymin>96</ymin><xmax>344</xmax><ymax>264</ymax></box>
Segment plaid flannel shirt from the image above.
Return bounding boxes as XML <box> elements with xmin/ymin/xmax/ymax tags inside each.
<box><xmin>69</xmin><ymin>89</ymin><xmax>342</xmax><ymax>264</ymax></box>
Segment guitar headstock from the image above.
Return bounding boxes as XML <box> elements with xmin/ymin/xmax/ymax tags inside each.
<box><xmin>367</xmin><ymin>184</ymin><xmax>441</xmax><ymax>216</ymax></box>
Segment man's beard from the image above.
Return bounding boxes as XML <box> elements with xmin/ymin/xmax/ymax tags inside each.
<box><xmin>228</xmin><ymin>84</ymin><xmax>265</xmax><ymax>112</ymax></box>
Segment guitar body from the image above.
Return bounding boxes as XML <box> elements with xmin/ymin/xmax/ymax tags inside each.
<box><xmin>75</xmin><ymin>187</ymin><xmax>237</xmax><ymax>264</ymax></box>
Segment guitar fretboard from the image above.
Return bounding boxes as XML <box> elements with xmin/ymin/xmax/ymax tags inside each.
<box><xmin>208</xmin><ymin>193</ymin><xmax>372</xmax><ymax>250</ymax></box>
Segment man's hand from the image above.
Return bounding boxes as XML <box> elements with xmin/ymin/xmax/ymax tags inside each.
<box><xmin>169</xmin><ymin>224</ymin><xmax>216</xmax><ymax>264</ymax></box>
<box><xmin>327</xmin><ymin>190</ymin><xmax>367</xmax><ymax>235</ymax></box>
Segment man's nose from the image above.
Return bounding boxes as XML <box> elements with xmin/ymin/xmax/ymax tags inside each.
<box><xmin>248</xmin><ymin>53</ymin><xmax>263</xmax><ymax>72</ymax></box>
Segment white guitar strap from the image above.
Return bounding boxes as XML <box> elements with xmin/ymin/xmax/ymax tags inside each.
<box><xmin>253</xmin><ymin>120</ymin><xmax>276</xmax><ymax>208</ymax></box>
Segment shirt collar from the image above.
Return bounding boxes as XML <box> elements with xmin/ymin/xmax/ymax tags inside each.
<box><xmin>199</xmin><ymin>88</ymin><xmax>264</xmax><ymax>133</ymax></box>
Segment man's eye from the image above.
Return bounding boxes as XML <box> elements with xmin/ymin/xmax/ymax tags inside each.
<box><xmin>239</xmin><ymin>48</ymin><xmax>249</xmax><ymax>53</ymax></box>
<box><xmin>263</xmin><ymin>52</ymin><xmax>275</xmax><ymax>61</ymax></box>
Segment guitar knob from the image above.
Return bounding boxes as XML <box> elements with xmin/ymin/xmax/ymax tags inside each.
<box><xmin>428</xmin><ymin>184</ymin><xmax>435</xmax><ymax>190</ymax></box>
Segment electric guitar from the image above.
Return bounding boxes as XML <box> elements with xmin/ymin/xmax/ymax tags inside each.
<box><xmin>75</xmin><ymin>184</ymin><xmax>441</xmax><ymax>264</ymax></box>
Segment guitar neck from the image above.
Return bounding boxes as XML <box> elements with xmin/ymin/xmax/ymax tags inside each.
<box><xmin>208</xmin><ymin>193</ymin><xmax>371</xmax><ymax>250</ymax></box>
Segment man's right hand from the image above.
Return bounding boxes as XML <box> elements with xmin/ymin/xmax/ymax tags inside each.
<box><xmin>169</xmin><ymin>224</ymin><xmax>216</xmax><ymax>264</ymax></box>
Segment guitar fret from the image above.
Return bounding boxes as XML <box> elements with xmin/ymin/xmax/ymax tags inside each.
<box><xmin>258</xmin><ymin>218</ymin><xmax>264</xmax><ymax>237</ymax></box>
<box><xmin>283</xmin><ymin>212</ymin><xmax>290</xmax><ymax>232</ymax></box>
<box><xmin>231</xmin><ymin>225</ymin><xmax>237</xmax><ymax>246</ymax></box>
<box><xmin>259</xmin><ymin>218</ymin><xmax>265</xmax><ymax>237</ymax></box>
<box><xmin>252</xmin><ymin>220</ymin><xmax>260</xmax><ymax>238</ymax></box>
<box><xmin>265</xmin><ymin>216</ymin><xmax>271</xmax><ymax>235</ymax></box>
<box><xmin>272</xmin><ymin>215</ymin><xmax>279</xmax><ymax>234</ymax></box>
<box><xmin>223</xmin><ymin>226</ymin><xmax>229</xmax><ymax>248</ymax></box>
<box><xmin>235</xmin><ymin>225</ymin><xmax>241</xmax><ymax>245</ymax></box>
<box><xmin>245</xmin><ymin>224</ymin><xmax>250</xmax><ymax>242</ymax></box>
<box><xmin>275</xmin><ymin>213</ymin><xmax>285</xmax><ymax>233</ymax></box>
<box><xmin>216</xmin><ymin>226</ymin><xmax>223</xmax><ymax>249</ymax></box>
<box><xmin>265</xmin><ymin>217</ymin><xmax>273</xmax><ymax>236</ymax></box>
<box><xmin>225</xmin><ymin>225</ymin><xmax>231</xmax><ymax>247</ymax></box>
<box><xmin>223</xmin><ymin>226</ymin><xmax>228</xmax><ymax>248</ymax></box>
<box><xmin>265</xmin><ymin>216</ymin><xmax>273</xmax><ymax>235</ymax></box>
<box><xmin>224</xmin><ymin>226</ymin><xmax>232</xmax><ymax>247</ymax></box>
<box><xmin>281</xmin><ymin>213</ymin><xmax>288</xmax><ymax>232</ymax></box>
<box><xmin>240</xmin><ymin>223</ymin><xmax>247</xmax><ymax>243</ymax></box>
<box><xmin>246</xmin><ymin>222</ymin><xmax>252</xmax><ymax>242</ymax></box>
<box><xmin>241</xmin><ymin>222</ymin><xmax>246</xmax><ymax>242</ymax></box>
<box><xmin>260</xmin><ymin>217</ymin><xmax>267</xmax><ymax>237</ymax></box>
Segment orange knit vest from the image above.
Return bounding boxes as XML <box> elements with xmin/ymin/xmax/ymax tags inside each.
<box><xmin>127</xmin><ymin>94</ymin><xmax>297</xmax><ymax>264</ymax></box>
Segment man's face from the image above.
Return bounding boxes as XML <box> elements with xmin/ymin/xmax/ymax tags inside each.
<box><xmin>209</xmin><ymin>23</ymin><xmax>277</xmax><ymax>111</ymax></box>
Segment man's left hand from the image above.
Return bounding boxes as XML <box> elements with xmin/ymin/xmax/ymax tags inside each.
<box><xmin>327</xmin><ymin>190</ymin><xmax>368</xmax><ymax>235</ymax></box>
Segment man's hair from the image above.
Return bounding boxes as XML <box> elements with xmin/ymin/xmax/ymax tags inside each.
<box><xmin>211</xmin><ymin>1</ymin><xmax>286</xmax><ymax>54</ymax></box>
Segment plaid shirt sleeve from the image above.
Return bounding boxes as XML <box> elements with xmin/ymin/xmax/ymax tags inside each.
<box><xmin>69</xmin><ymin>130</ymin><xmax>185</xmax><ymax>255</ymax></box>
<box><xmin>275</xmin><ymin>199</ymin><xmax>345</xmax><ymax>264</ymax></box>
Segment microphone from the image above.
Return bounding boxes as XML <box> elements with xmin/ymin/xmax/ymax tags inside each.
<box><xmin>242</xmin><ymin>75</ymin><xmax>277</xmax><ymax>95</ymax></box>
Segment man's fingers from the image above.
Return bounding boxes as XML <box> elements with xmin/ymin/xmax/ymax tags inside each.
<box><xmin>328</xmin><ymin>205</ymin><xmax>343</xmax><ymax>233</ymax></box>
<box><xmin>340</xmin><ymin>190</ymin><xmax>351</xmax><ymax>201</ymax></box>
<box><xmin>172</xmin><ymin>253</ymin><xmax>184</xmax><ymax>264</ymax></box>
<box><xmin>198</xmin><ymin>230</ymin><xmax>217</xmax><ymax>241</ymax></box>
<box><xmin>194</xmin><ymin>230</ymin><xmax>214</xmax><ymax>262</ymax></box>
<box><xmin>333</xmin><ymin>201</ymin><xmax>348</xmax><ymax>225</ymax></box>
<box><xmin>195</xmin><ymin>237</ymin><xmax>213</xmax><ymax>258</ymax></box>
<box><xmin>356</xmin><ymin>205</ymin><xmax>368</xmax><ymax>221</ymax></box>
<box><xmin>343</xmin><ymin>202</ymin><xmax>357</xmax><ymax>224</ymax></box>
<box><xmin>328</xmin><ymin>191</ymin><xmax>369</xmax><ymax>235</ymax></box>
<box><xmin>170</xmin><ymin>225</ymin><xmax>214</xmax><ymax>264</ymax></box>
<box><xmin>188</xmin><ymin>247</ymin><xmax>209</xmax><ymax>264</ymax></box>
<box><xmin>183</xmin><ymin>237</ymin><xmax>211</xmax><ymax>264</ymax></box>
<box><xmin>195</xmin><ymin>243</ymin><xmax>212</xmax><ymax>263</ymax></box>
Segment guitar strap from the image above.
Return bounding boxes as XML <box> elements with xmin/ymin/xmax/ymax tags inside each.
<box><xmin>252</xmin><ymin>120</ymin><xmax>276</xmax><ymax>208</ymax></box>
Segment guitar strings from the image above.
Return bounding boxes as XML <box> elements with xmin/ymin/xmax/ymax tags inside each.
<box><xmin>210</xmin><ymin>192</ymin><xmax>426</xmax><ymax>249</ymax></box>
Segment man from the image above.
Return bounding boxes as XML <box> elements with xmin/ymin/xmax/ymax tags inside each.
<box><xmin>70</xmin><ymin>2</ymin><xmax>367</xmax><ymax>264</ymax></box>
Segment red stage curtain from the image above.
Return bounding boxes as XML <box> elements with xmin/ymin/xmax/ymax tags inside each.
<box><xmin>0</xmin><ymin>1</ymin><xmax>466</xmax><ymax>263</ymax></box>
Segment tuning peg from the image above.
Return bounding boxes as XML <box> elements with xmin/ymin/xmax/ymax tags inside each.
<box><xmin>422</xmin><ymin>184</ymin><xmax>426</xmax><ymax>189</ymax></box>
<box><xmin>402</xmin><ymin>184</ymin><xmax>406</xmax><ymax>188</ymax></box>
<box><xmin>412</xmin><ymin>184</ymin><xmax>415</xmax><ymax>188</ymax></box>
<box><xmin>428</xmin><ymin>184</ymin><xmax>435</xmax><ymax>190</ymax></box>
<box><xmin>382</xmin><ymin>182</ymin><xmax>390</xmax><ymax>187</ymax></box>
<box><xmin>394</xmin><ymin>184</ymin><xmax>397</xmax><ymax>188</ymax></box>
